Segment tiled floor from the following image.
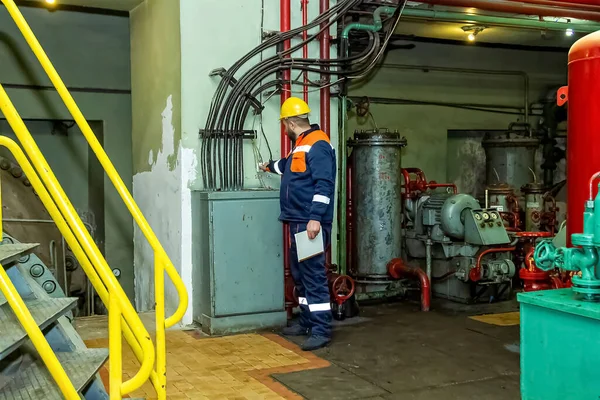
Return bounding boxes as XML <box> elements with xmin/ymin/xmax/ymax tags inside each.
<box><xmin>84</xmin><ymin>330</ymin><xmax>329</xmax><ymax>400</ymax></box>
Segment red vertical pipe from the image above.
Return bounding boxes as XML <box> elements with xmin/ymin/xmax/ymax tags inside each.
<box><xmin>320</xmin><ymin>0</ymin><xmax>332</xmax><ymax>265</ymax></box>
<box><xmin>281</xmin><ymin>0</ymin><xmax>294</xmax><ymax>318</ymax></box>
<box><xmin>319</xmin><ymin>0</ymin><xmax>331</xmax><ymax>138</ymax></box>
<box><xmin>302</xmin><ymin>0</ymin><xmax>309</xmax><ymax>103</ymax></box>
<box><xmin>565</xmin><ymin>31</ymin><xmax>600</xmax><ymax>242</ymax></box>
<box><xmin>347</xmin><ymin>154</ymin><xmax>353</xmax><ymax>273</ymax></box>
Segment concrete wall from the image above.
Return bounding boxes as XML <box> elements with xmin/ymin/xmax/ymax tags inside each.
<box><xmin>130</xmin><ymin>0</ymin><xmax>183</xmax><ymax>315</ymax></box>
<box><xmin>131</xmin><ymin>0</ymin><xmax>339</xmax><ymax>324</ymax></box>
<box><xmin>348</xmin><ymin>41</ymin><xmax>567</xmax><ymax>192</ymax></box>
<box><xmin>0</xmin><ymin>7</ymin><xmax>134</xmax><ymax>299</ymax></box>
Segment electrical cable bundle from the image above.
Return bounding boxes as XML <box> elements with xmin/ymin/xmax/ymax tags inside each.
<box><xmin>201</xmin><ymin>0</ymin><xmax>406</xmax><ymax>191</ymax></box>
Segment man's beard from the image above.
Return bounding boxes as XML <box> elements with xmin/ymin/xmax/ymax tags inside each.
<box><xmin>286</xmin><ymin>128</ymin><xmax>295</xmax><ymax>142</ymax></box>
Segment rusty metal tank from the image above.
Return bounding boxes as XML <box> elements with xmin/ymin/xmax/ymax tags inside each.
<box><xmin>522</xmin><ymin>182</ymin><xmax>546</xmax><ymax>232</ymax></box>
<box><xmin>563</xmin><ymin>31</ymin><xmax>600</xmax><ymax>241</ymax></box>
<box><xmin>348</xmin><ymin>129</ymin><xmax>406</xmax><ymax>286</ymax></box>
<box><xmin>482</xmin><ymin>130</ymin><xmax>539</xmax><ymax>191</ymax></box>
<box><xmin>485</xmin><ymin>183</ymin><xmax>516</xmax><ymax>213</ymax></box>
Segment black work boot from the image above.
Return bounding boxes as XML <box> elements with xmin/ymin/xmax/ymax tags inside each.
<box><xmin>301</xmin><ymin>335</ymin><xmax>331</xmax><ymax>351</ymax></box>
<box><xmin>282</xmin><ymin>324</ymin><xmax>310</xmax><ymax>336</ymax></box>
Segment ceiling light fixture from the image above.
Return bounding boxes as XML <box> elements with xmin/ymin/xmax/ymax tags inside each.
<box><xmin>45</xmin><ymin>0</ymin><xmax>56</xmax><ymax>4</ymax></box>
<box><xmin>566</xmin><ymin>28</ymin><xmax>574</xmax><ymax>37</ymax></box>
<box><xmin>462</xmin><ymin>25</ymin><xmax>486</xmax><ymax>42</ymax></box>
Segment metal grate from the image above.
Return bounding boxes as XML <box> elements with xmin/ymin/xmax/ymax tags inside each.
<box><xmin>0</xmin><ymin>297</ymin><xmax>77</xmax><ymax>360</ymax></box>
<box><xmin>0</xmin><ymin>244</ymin><xmax>38</xmax><ymax>268</ymax></box>
<box><xmin>0</xmin><ymin>349</ymin><xmax>108</xmax><ymax>399</ymax></box>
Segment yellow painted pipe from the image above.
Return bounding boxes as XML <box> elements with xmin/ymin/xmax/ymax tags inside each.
<box><xmin>0</xmin><ymin>84</ymin><xmax>154</xmax><ymax>394</ymax></box>
<box><xmin>0</xmin><ymin>265</ymin><xmax>79</xmax><ymax>399</ymax></box>
<box><xmin>155</xmin><ymin>257</ymin><xmax>166</xmax><ymax>400</ymax></box>
<box><xmin>0</xmin><ymin>0</ymin><xmax>188</xmax><ymax>328</ymax></box>
<box><xmin>0</xmin><ymin>135</ymin><xmax>159</xmax><ymax>396</ymax></box>
<box><xmin>110</xmin><ymin>294</ymin><xmax>123</xmax><ymax>400</ymax></box>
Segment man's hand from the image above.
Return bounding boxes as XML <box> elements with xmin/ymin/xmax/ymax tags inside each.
<box><xmin>307</xmin><ymin>220</ymin><xmax>321</xmax><ymax>240</ymax></box>
<box><xmin>259</xmin><ymin>162</ymin><xmax>269</xmax><ymax>172</ymax></box>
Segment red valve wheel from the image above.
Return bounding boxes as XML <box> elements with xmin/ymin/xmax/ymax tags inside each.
<box><xmin>331</xmin><ymin>275</ymin><xmax>355</xmax><ymax>305</ymax></box>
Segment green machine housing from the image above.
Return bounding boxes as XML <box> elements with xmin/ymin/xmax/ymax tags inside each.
<box><xmin>519</xmin><ymin>179</ymin><xmax>600</xmax><ymax>399</ymax></box>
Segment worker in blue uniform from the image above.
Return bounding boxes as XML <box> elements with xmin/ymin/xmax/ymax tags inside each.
<box><xmin>260</xmin><ymin>97</ymin><xmax>336</xmax><ymax>351</ymax></box>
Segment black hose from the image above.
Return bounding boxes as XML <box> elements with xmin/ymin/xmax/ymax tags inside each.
<box><xmin>201</xmin><ymin>0</ymin><xmax>396</xmax><ymax>190</ymax></box>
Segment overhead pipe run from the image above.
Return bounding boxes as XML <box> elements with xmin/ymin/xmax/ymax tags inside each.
<box><xmin>380</xmin><ymin>63</ymin><xmax>530</xmax><ymax>125</ymax></box>
<box><xmin>414</xmin><ymin>0</ymin><xmax>600</xmax><ymax>23</ymax></box>
<box><xmin>505</xmin><ymin>0</ymin><xmax>600</xmax><ymax>12</ymax></box>
<box><xmin>402</xmin><ymin>8</ymin><xmax>600</xmax><ymax>32</ymax></box>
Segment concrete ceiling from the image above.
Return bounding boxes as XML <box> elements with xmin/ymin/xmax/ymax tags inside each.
<box><xmin>26</xmin><ymin>0</ymin><xmax>143</xmax><ymax>11</ymax></box>
<box><xmin>395</xmin><ymin>19</ymin><xmax>583</xmax><ymax>48</ymax></box>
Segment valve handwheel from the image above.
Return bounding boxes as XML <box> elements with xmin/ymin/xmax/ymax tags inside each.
<box><xmin>331</xmin><ymin>275</ymin><xmax>355</xmax><ymax>305</ymax></box>
<box><xmin>534</xmin><ymin>239</ymin><xmax>557</xmax><ymax>271</ymax></box>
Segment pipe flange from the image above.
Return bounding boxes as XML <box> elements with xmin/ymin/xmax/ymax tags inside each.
<box><xmin>572</xmin><ymin>277</ymin><xmax>600</xmax><ymax>301</ymax></box>
<box><xmin>348</xmin><ymin>129</ymin><xmax>407</xmax><ymax>147</ymax></box>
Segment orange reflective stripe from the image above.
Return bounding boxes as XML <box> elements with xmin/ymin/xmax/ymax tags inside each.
<box><xmin>297</xmin><ymin>130</ymin><xmax>330</xmax><ymax>147</ymax></box>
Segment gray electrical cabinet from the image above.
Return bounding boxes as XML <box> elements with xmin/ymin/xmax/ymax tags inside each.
<box><xmin>192</xmin><ymin>190</ymin><xmax>286</xmax><ymax>335</ymax></box>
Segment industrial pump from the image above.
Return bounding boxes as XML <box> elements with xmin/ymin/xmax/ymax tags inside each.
<box><xmin>403</xmin><ymin>169</ymin><xmax>516</xmax><ymax>303</ymax></box>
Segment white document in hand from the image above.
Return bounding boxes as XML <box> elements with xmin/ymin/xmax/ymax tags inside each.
<box><xmin>294</xmin><ymin>230</ymin><xmax>324</xmax><ymax>262</ymax></box>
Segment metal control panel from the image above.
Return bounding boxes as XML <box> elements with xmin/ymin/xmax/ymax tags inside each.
<box><xmin>464</xmin><ymin>209</ymin><xmax>510</xmax><ymax>245</ymax></box>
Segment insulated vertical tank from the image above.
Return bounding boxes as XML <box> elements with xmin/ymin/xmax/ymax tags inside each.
<box><xmin>564</xmin><ymin>31</ymin><xmax>600</xmax><ymax>240</ymax></box>
<box><xmin>482</xmin><ymin>131</ymin><xmax>539</xmax><ymax>191</ymax></box>
<box><xmin>348</xmin><ymin>129</ymin><xmax>406</xmax><ymax>286</ymax></box>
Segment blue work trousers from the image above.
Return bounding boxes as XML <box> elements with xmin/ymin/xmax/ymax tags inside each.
<box><xmin>289</xmin><ymin>222</ymin><xmax>332</xmax><ymax>338</ymax></box>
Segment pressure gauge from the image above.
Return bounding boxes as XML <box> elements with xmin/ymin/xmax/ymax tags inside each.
<box><xmin>491</xmin><ymin>212</ymin><xmax>498</xmax><ymax>220</ymax></box>
<box><xmin>475</xmin><ymin>213</ymin><xmax>482</xmax><ymax>220</ymax></box>
<box><xmin>482</xmin><ymin>212</ymin><xmax>490</xmax><ymax>220</ymax></box>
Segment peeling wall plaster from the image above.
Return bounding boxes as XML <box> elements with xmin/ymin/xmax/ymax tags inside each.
<box><xmin>133</xmin><ymin>96</ymin><xmax>194</xmax><ymax>325</ymax></box>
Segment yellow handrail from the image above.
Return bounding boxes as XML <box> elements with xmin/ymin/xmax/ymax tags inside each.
<box><xmin>0</xmin><ymin>264</ymin><xmax>79</xmax><ymax>399</ymax></box>
<box><xmin>0</xmin><ymin>2</ymin><xmax>189</xmax><ymax>398</ymax></box>
<box><xmin>0</xmin><ymin>89</ymin><xmax>153</xmax><ymax>396</ymax></box>
<box><xmin>0</xmin><ymin>135</ymin><xmax>156</xmax><ymax>396</ymax></box>
<box><xmin>0</xmin><ymin>0</ymin><xmax>188</xmax><ymax>328</ymax></box>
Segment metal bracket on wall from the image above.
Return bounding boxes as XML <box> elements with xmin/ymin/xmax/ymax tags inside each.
<box><xmin>209</xmin><ymin>68</ymin><xmax>264</xmax><ymax>114</ymax></box>
<box><xmin>198</xmin><ymin>129</ymin><xmax>257</xmax><ymax>140</ymax></box>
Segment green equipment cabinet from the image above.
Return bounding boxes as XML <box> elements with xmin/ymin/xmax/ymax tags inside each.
<box><xmin>518</xmin><ymin>289</ymin><xmax>600</xmax><ymax>400</ymax></box>
<box><xmin>192</xmin><ymin>190</ymin><xmax>287</xmax><ymax>335</ymax></box>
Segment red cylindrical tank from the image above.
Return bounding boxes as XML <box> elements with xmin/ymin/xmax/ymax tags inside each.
<box><xmin>566</xmin><ymin>31</ymin><xmax>600</xmax><ymax>242</ymax></box>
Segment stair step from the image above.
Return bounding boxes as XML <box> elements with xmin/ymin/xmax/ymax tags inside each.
<box><xmin>0</xmin><ymin>297</ymin><xmax>77</xmax><ymax>360</ymax></box>
<box><xmin>0</xmin><ymin>243</ymin><xmax>38</xmax><ymax>267</ymax></box>
<box><xmin>0</xmin><ymin>348</ymin><xmax>108</xmax><ymax>399</ymax></box>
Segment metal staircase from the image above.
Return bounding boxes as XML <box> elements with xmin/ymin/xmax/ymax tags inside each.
<box><xmin>0</xmin><ymin>242</ymin><xmax>107</xmax><ymax>399</ymax></box>
<box><xmin>0</xmin><ymin>1</ymin><xmax>189</xmax><ymax>399</ymax></box>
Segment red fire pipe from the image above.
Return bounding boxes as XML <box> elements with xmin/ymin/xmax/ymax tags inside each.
<box><xmin>281</xmin><ymin>0</ymin><xmax>294</xmax><ymax>319</ymax></box>
<box><xmin>417</xmin><ymin>0</ymin><xmax>600</xmax><ymax>22</ymax></box>
<box><xmin>387</xmin><ymin>259</ymin><xmax>431</xmax><ymax>312</ymax></box>
<box><xmin>401</xmin><ymin>167</ymin><xmax>458</xmax><ymax>198</ymax></box>
<box><xmin>320</xmin><ymin>0</ymin><xmax>332</xmax><ymax>266</ymax></box>
<box><xmin>507</xmin><ymin>0</ymin><xmax>600</xmax><ymax>11</ymax></box>
<box><xmin>320</xmin><ymin>0</ymin><xmax>331</xmax><ymax>140</ymax></box>
<box><xmin>301</xmin><ymin>0</ymin><xmax>309</xmax><ymax>103</ymax></box>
